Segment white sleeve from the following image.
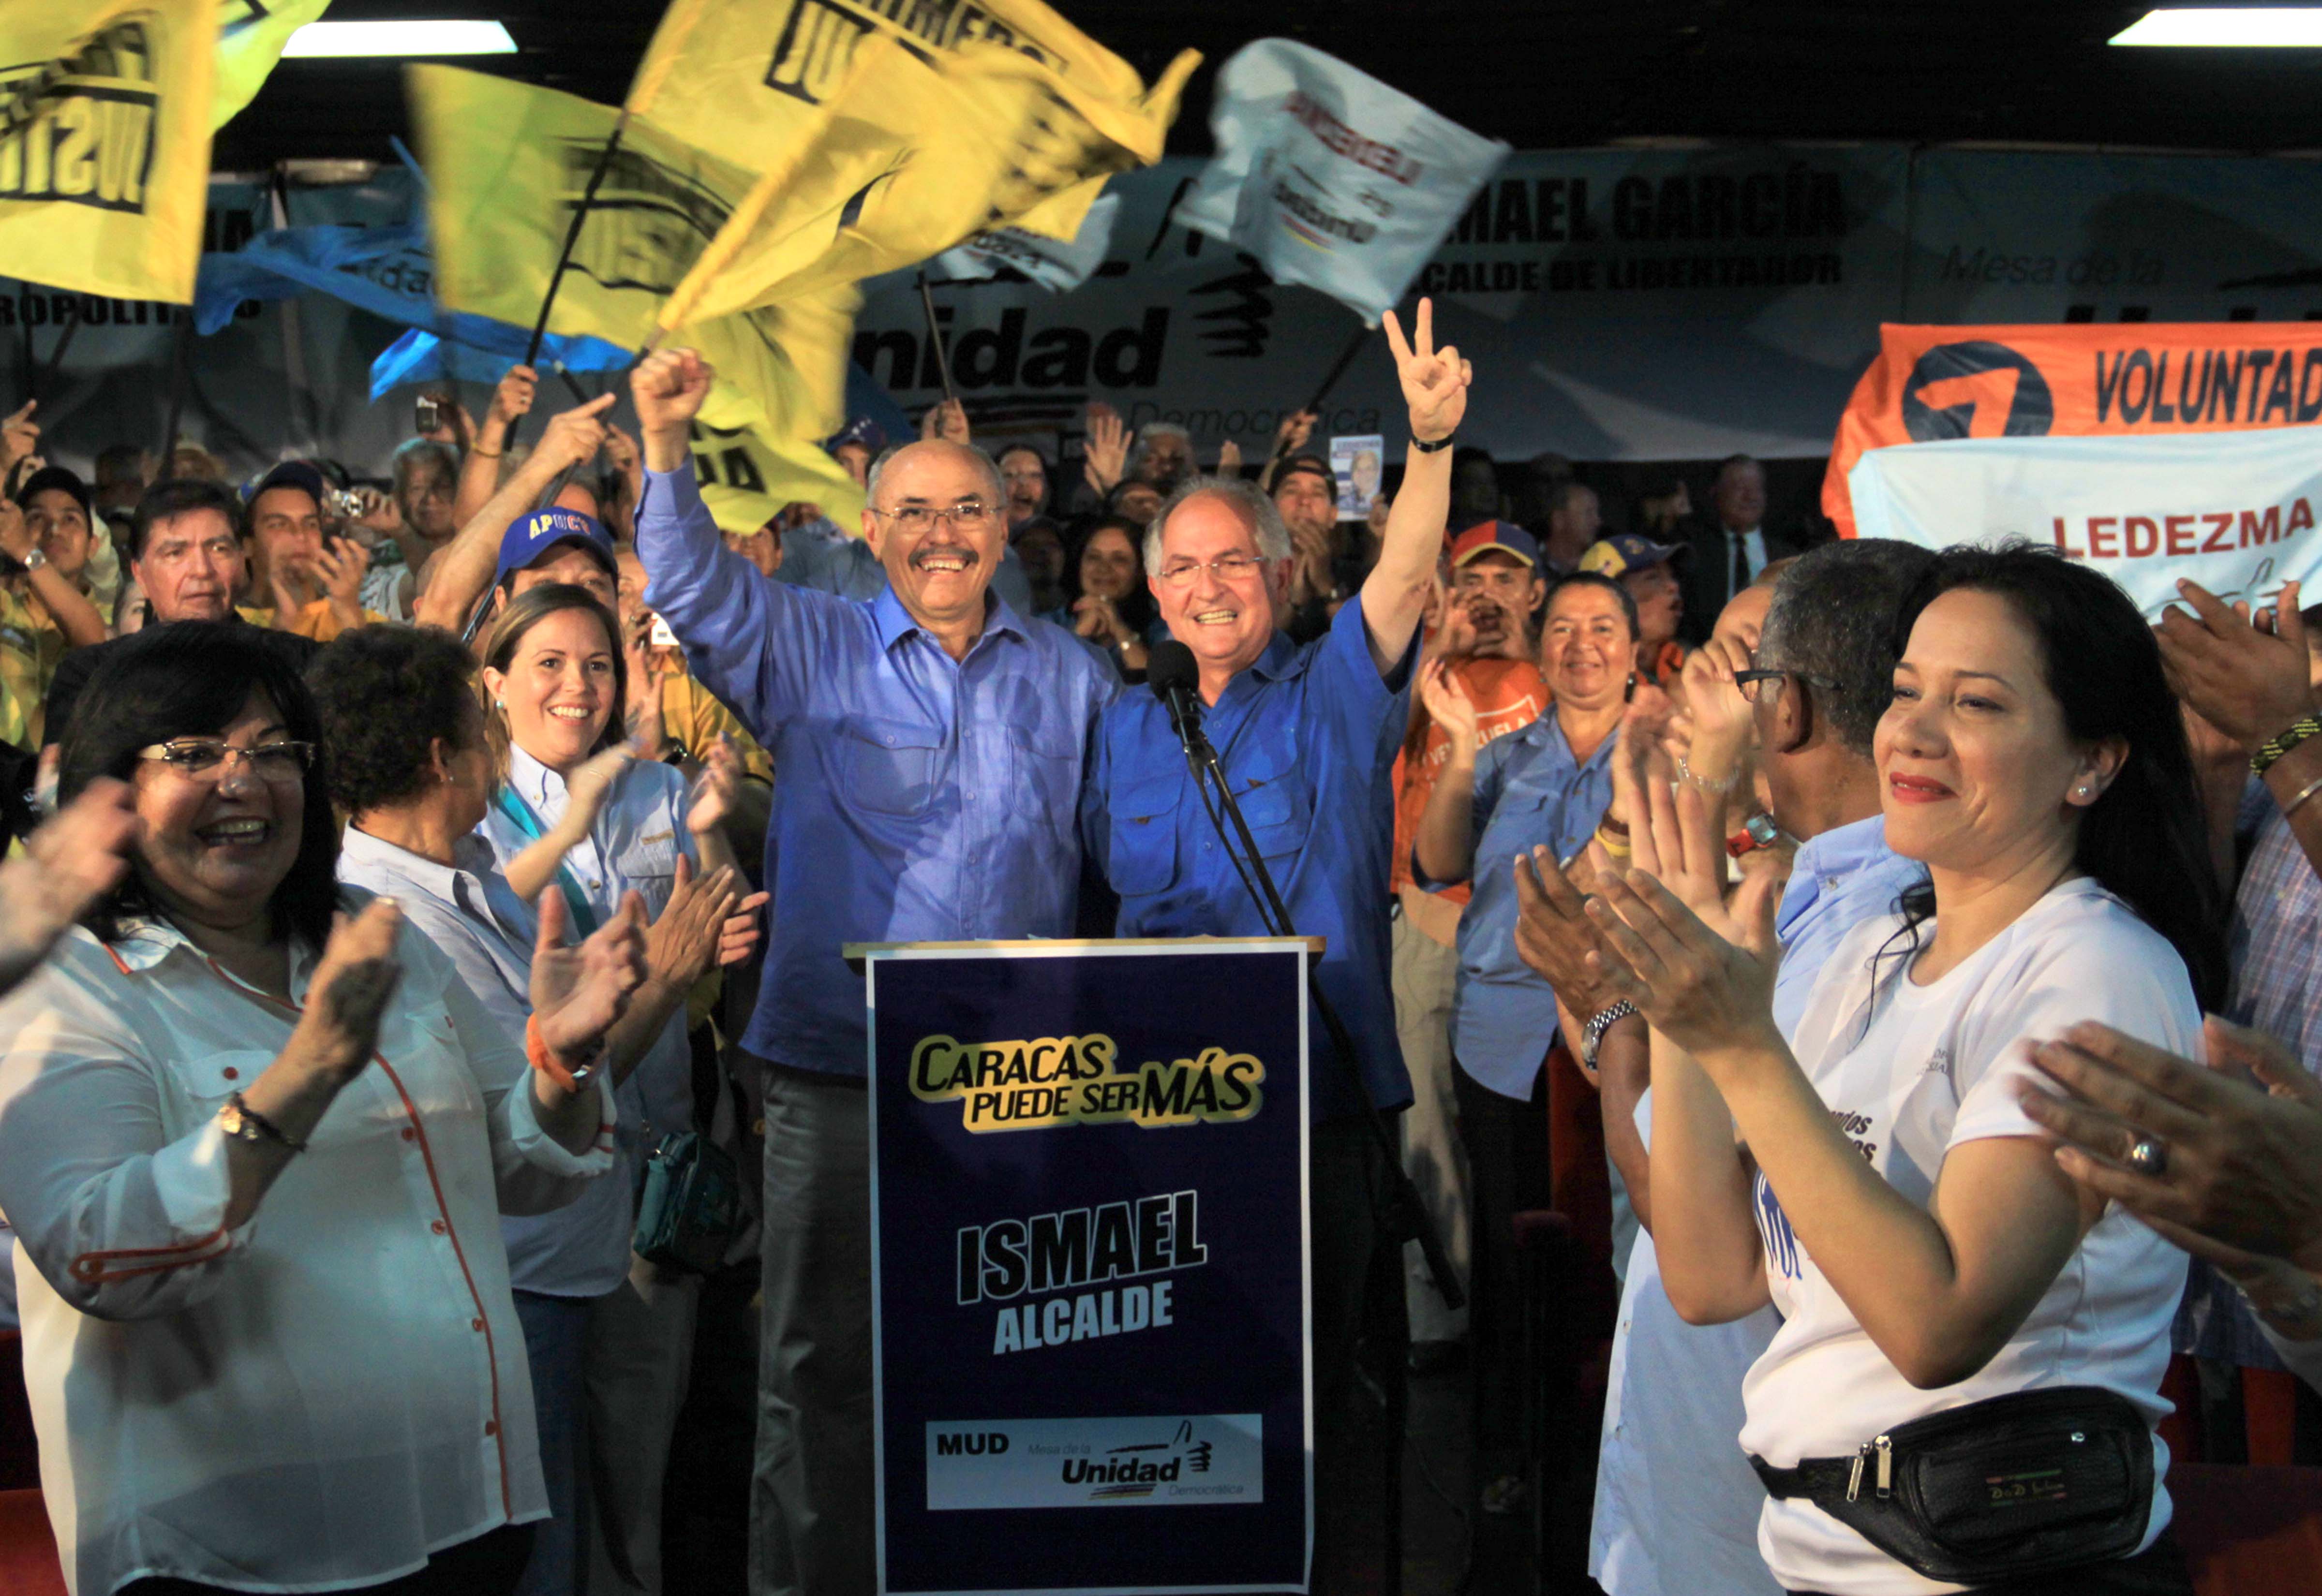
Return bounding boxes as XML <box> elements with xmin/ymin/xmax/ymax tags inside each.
<box><xmin>0</xmin><ymin>958</ymin><xmax>254</xmax><ymax>1321</ymax></box>
<box><xmin>414</xmin><ymin>925</ymin><xmax>618</xmax><ymax>1217</ymax></box>
<box><xmin>1948</xmin><ymin>906</ymin><xmax>2202</xmax><ymax>1151</ymax></box>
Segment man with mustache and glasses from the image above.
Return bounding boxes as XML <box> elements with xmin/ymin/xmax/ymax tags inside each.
<box><xmin>626</xmin><ymin>347</ymin><xmax>1116</xmax><ymax>1596</ymax></box>
<box><xmin>1076</xmin><ymin>300</ymin><xmax>1469</xmax><ymax>1592</ymax></box>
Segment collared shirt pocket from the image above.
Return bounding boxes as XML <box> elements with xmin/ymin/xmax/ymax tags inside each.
<box><xmin>1225</xmin><ymin>731</ymin><xmax>1313</xmax><ymax>864</ymax></box>
<box><xmin>166</xmin><ymin>1049</ymin><xmax>274</xmax><ymax>1125</ymax></box>
<box><xmin>836</xmin><ymin>713</ymin><xmax>946</xmax><ymax>818</ymax></box>
<box><xmin>1008</xmin><ymin>717</ymin><xmax>1081</xmax><ymax>836</ymax></box>
<box><xmin>1108</xmin><ymin>772</ymin><xmax>1182</xmax><ymax>898</ymax></box>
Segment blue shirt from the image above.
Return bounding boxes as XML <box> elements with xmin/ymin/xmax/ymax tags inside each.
<box><xmin>1078</xmin><ymin>597</ymin><xmax>1416</xmax><ymax>1120</ymax></box>
<box><xmin>639</xmin><ymin>465</ymin><xmax>1118</xmax><ymax>1075</ymax></box>
<box><xmin>336</xmin><ymin>817</ymin><xmax>646</xmax><ymax>1299</ymax></box>
<box><xmin>1429</xmin><ymin>713</ymin><xmax>1616</xmax><ymax>1101</ymax></box>
<box><xmin>1770</xmin><ymin>813</ymin><xmax>1925</xmax><ymax>1037</ymax></box>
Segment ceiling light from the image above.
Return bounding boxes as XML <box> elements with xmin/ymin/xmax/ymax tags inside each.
<box><xmin>2111</xmin><ymin>8</ymin><xmax>2322</xmax><ymax>46</ymax></box>
<box><xmin>279</xmin><ymin>19</ymin><xmax>517</xmax><ymax>58</ymax></box>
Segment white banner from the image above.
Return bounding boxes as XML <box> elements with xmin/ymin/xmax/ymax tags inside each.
<box><xmin>1846</xmin><ymin>428</ymin><xmax>2322</xmax><ymax>618</ymax></box>
<box><xmin>933</xmin><ymin>193</ymin><xmax>1120</xmax><ymax>295</ymax></box>
<box><xmin>1175</xmin><ymin>39</ymin><xmax>1507</xmax><ymax>325</ymax></box>
<box><xmin>923</xmin><ymin>1414</ymin><xmax>1264</xmax><ymax>1511</ymax></box>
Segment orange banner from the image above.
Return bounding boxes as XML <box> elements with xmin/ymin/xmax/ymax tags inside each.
<box><xmin>1823</xmin><ymin>321</ymin><xmax>2322</xmax><ymax>537</ymax></box>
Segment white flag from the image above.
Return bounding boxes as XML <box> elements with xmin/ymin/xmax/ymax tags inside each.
<box><xmin>931</xmin><ymin>192</ymin><xmax>1120</xmax><ymax>294</ymax></box>
<box><xmin>1175</xmin><ymin>39</ymin><xmax>1507</xmax><ymax>325</ymax></box>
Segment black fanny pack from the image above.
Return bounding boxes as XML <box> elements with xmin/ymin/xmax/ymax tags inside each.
<box><xmin>1749</xmin><ymin>1386</ymin><xmax>2155</xmax><ymax>1586</ymax></box>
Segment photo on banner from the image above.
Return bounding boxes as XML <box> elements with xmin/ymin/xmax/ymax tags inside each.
<box><xmin>863</xmin><ymin>940</ymin><xmax>1313</xmax><ymax>1596</ymax></box>
<box><xmin>1328</xmin><ymin>433</ymin><xmax>1382</xmax><ymax>521</ymax></box>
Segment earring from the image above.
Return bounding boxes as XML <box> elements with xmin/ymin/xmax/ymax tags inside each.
<box><xmin>2076</xmin><ymin>784</ymin><xmax>2093</xmax><ymax>799</ymax></box>
<box><xmin>494</xmin><ymin>698</ymin><xmax>505</xmax><ymax>710</ymax></box>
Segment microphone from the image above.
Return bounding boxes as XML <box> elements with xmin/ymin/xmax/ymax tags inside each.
<box><xmin>1146</xmin><ymin>639</ymin><xmax>1204</xmax><ymax>756</ymax></box>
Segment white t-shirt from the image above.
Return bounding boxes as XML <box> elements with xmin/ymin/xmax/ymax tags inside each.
<box><xmin>1739</xmin><ymin>877</ymin><xmax>2198</xmax><ymax>1596</ymax></box>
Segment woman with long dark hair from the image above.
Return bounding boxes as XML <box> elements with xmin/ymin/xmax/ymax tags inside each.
<box><xmin>1589</xmin><ymin>544</ymin><xmax>2216</xmax><ymax>1596</ymax></box>
<box><xmin>0</xmin><ymin>622</ymin><xmax>647</xmax><ymax>1595</ymax></box>
<box><xmin>1056</xmin><ymin>515</ymin><xmax>1165</xmax><ymax>680</ymax></box>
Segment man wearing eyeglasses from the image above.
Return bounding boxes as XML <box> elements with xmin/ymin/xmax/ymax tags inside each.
<box><xmin>627</xmin><ymin>347</ymin><xmax>1117</xmax><ymax>1596</ymax></box>
<box><xmin>1574</xmin><ymin>537</ymin><xmax>1933</xmax><ymax>1596</ymax></box>
<box><xmin>1075</xmin><ymin>301</ymin><xmax>1468</xmax><ymax>1592</ymax></box>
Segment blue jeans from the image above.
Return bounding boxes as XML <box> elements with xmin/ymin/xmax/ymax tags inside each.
<box><xmin>513</xmin><ymin>1291</ymin><xmax>593</xmax><ymax>1596</ymax></box>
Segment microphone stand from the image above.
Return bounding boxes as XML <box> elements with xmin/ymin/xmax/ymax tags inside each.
<box><xmin>1158</xmin><ymin>683</ymin><xmax>1467</xmax><ymax>1313</ymax></box>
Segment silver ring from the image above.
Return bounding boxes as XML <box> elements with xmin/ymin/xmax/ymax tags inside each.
<box><xmin>2126</xmin><ymin>1136</ymin><xmax>2170</xmax><ymax>1178</ymax></box>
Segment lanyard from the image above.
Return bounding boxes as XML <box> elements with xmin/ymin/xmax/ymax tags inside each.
<box><xmin>492</xmin><ymin>783</ymin><xmax>603</xmax><ymax>938</ymax></box>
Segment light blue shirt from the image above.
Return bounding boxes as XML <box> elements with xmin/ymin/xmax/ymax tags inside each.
<box><xmin>1770</xmin><ymin>813</ymin><xmax>1925</xmax><ymax>1036</ymax></box>
<box><xmin>476</xmin><ymin>746</ymin><xmax>700</xmax><ymax>1296</ymax></box>
<box><xmin>337</xmin><ymin>814</ymin><xmax>660</xmax><ymax>1299</ymax></box>
<box><xmin>1429</xmin><ymin>713</ymin><xmax>1616</xmax><ymax>1102</ymax></box>
<box><xmin>640</xmin><ymin>464</ymin><xmax>1117</xmax><ymax>1075</ymax></box>
<box><xmin>1079</xmin><ymin>598</ymin><xmax>1417</xmax><ymax>1121</ymax></box>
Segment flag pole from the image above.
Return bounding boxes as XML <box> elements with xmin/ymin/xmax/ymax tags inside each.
<box><xmin>915</xmin><ymin>271</ymin><xmax>957</xmax><ymax>420</ymax></box>
<box><xmin>1263</xmin><ymin>316</ymin><xmax>1369</xmax><ymax>486</ymax></box>
<box><xmin>509</xmin><ymin>108</ymin><xmax>631</xmax><ymax>450</ymax></box>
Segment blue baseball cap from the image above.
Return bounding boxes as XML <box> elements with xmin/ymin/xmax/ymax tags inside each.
<box><xmin>1579</xmin><ymin>532</ymin><xmax>1687</xmax><ymax>579</ymax></box>
<box><xmin>494</xmin><ymin>506</ymin><xmax>617</xmax><ymax>588</ymax></box>
<box><xmin>1449</xmin><ymin>520</ymin><xmax>1541</xmax><ymax>569</ymax></box>
<box><xmin>824</xmin><ymin>416</ymin><xmax>887</xmax><ymax>458</ymax></box>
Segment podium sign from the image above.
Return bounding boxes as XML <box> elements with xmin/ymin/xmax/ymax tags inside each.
<box><xmin>862</xmin><ymin>938</ymin><xmax>1314</xmax><ymax>1595</ymax></box>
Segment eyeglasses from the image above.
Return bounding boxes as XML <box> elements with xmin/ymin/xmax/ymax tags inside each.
<box><xmin>870</xmin><ymin>501</ymin><xmax>998</xmax><ymax>535</ymax></box>
<box><xmin>1155</xmin><ymin>552</ymin><xmax>1267</xmax><ymax>588</ymax></box>
<box><xmin>1733</xmin><ymin>668</ymin><xmax>1838</xmax><ymax>704</ymax></box>
<box><xmin>138</xmin><ymin>739</ymin><xmax>314</xmax><ymax>782</ymax></box>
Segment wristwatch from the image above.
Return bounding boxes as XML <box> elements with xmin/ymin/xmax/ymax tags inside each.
<box><xmin>1581</xmin><ymin>1001</ymin><xmax>1639</xmax><ymax>1071</ymax></box>
<box><xmin>1727</xmin><ymin>811</ymin><xmax>1781</xmax><ymax>858</ymax></box>
<box><xmin>219</xmin><ymin>1090</ymin><xmax>306</xmax><ymax>1153</ymax></box>
<box><xmin>20</xmin><ymin>546</ymin><xmax>44</xmax><ymax>571</ymax></box>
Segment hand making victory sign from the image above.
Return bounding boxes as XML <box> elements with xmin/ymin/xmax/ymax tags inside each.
<box><xmin>1357</xmin><ymin>298</ymin><xmax>1474</xmax><ymax>674</ymax></box>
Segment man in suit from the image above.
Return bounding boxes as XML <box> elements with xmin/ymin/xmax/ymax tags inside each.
<box><xmin>1677</xmin><ymin>455</ymin><xmax>1800</xmax><ymax>643</ymax></box>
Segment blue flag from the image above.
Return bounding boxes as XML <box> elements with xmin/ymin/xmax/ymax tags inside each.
<box><xmin>194</xmin><ymin>222</ymin><xmax>441</xmax><ymax>336</ymax></box>
<box><xmin>368</xmin><ymin>325</ymin><xmax>633</xmax><ymax>400</ymax></box>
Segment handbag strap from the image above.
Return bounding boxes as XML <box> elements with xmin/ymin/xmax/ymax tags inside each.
<box><xmin>492</xmin><ymin>783</ymin><xmax>602</xmax><ymax>938</ymax></box>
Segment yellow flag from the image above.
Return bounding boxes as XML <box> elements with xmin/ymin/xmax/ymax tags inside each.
<box><xmin>410</xmin><ymin>64</ymin><xmax>863</xmax><ymax>523</ymax></box>
<box><xmin>0</xmin><ymin>0</ymin><xmax>221</xmax><ymax>302</ymax></box>
<box><xmin>655</xmin><ymin>32</ymin><xmax>1193</xmax><ymax>330</ymax></box>
<box><xmin>213</xmin><ymin>0</ymin><xmax>328</xmax><ymax>130</ymax></box>
<box><xmin>628</xmin><ymin>0</ymin><xmax>1184</xmax><ymax>173</ymax></box>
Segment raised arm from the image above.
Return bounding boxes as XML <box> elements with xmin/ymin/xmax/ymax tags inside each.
<box><xmin>413</xmin><ymin>392</ymin><xmax>614</xmax><ymax>635</ymax></box>
<box><xmin>1410</xmin><ymin>660</ymin><xmax>1484</xmax><ymax>886</ymax></box>
<box><xmin>631</xmin><ymin>348</ymin><xmax>823</xmax><ymax>736</ymax></box>
<box><xmin>453</xmin><ymin>365</ymin><xmax>537</xmax><ymax>529</ymax></box>
<box><xmin>0</xmin><ymin>498</ymin><xmax>104</xmax><ymax>649</ymax></box>
<box><xmin>1360</xmin><ymin>299</ymin><xmax>1468</xmax><ymax>673</ymax></box>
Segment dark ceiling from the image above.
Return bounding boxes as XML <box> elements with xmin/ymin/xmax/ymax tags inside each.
<box><xmin>214</xmin><ymin>0</ymin><xmax>2322</xmax><ymax>171</ymax></box>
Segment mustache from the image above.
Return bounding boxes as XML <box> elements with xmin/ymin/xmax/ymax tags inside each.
<box><xmin>908</xmin><ymin>543</ymin><xmax>981</xmax><ymax>569</ymax></box>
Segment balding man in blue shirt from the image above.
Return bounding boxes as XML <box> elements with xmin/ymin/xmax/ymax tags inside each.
<box><xmin>1077</xmin><ymin>302</ymin><xmax>1470</xmax><ymax>1588</ymax></box>
<box><xmin>629</xmin><ymin>349</ymin><xmax>1116</xmax><ymax>1596</ymax></box>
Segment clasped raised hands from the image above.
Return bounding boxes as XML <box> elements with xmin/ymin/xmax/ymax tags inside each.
<box><xmin>1381</xmin><ymin>298</ymin><xmax>1470</xmax><ymax>445</ymax></box>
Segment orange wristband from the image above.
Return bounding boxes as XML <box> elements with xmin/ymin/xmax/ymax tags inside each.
<box><xmin>525</xmin><ymin>1013</ymin><xmax>597</xmax><ymax>1093</ymax></box>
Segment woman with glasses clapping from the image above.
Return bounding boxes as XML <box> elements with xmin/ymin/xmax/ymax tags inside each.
<box><xmin>0</xmin><ymin>621</ymin><xmax>652</xmax><ymax>1596</ymax></box>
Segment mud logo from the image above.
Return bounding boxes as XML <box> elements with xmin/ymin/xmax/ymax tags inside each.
<box><xmin>0</xmin><ymin>21</ymin><xmax>161</xmax><ymax>214</ymax></box>
<box><xmin>923</xmin><ymin>1413</ymin><xmax>1265</xmax><ymax>1510</ymax></box>
<box><xmin>1066</xmin><ymin>1420</ymin><xmax>1215</xmax><ymax>1500</ymax></box>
